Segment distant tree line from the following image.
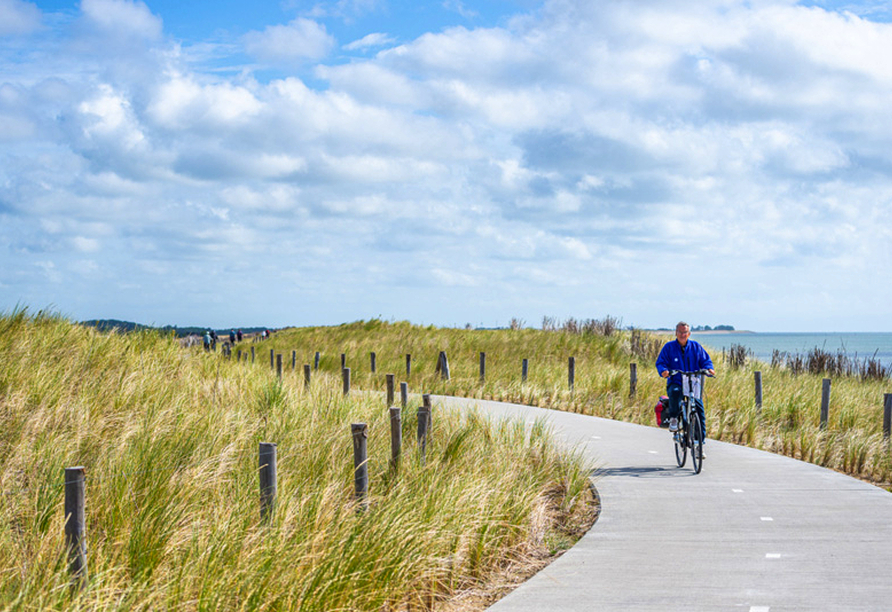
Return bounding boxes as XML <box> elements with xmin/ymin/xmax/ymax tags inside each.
<box><xmin>81</xmin><ymin>320</ymin><xmax>271</xmax><ymax>338</ymax></box>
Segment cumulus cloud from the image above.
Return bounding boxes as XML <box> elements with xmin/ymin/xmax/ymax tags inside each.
<box><xmin>3</xmin><ymin>0</ymin><xmax>892</xmax><ymax>330</ymax></box>
<box><xmin>0</xmin><ymin>0</ymin><xmax>41</xmax><ymax>35</ymax></box>
<box><xmin>244</xmin><ymin>18</ymin><xmax>335</xmax><ymax>64</ymax></box>
<box><xmin>79</xmin><ymin>0</ymin><xmax>162</xmax><ymax>40</ymax></box>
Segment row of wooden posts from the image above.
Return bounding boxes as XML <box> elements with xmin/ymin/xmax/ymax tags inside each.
<box><xmin>753</xmin><ymin>372</ymin><xmax>892</xmax><ymax>438</ymax></box>
<box><xmin>219</xmin><ymin>347</ymin><xmax>892</xmax><ymax>437</ymax></box>
<box><xmin>63</xmin><ymin>394</ymin><xmax>436</xmax><ymax>589</ymax></box>
<box><xmin>218</xmin><ymin>345</ymin><xmax>586</xmax><ymax>392</ymax></box>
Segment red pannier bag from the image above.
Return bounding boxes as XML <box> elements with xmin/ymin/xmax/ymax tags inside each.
<box><xmin>654</xmin><ymin>396</ymin><xmax>670</xmax><ymax>428</ymax></box>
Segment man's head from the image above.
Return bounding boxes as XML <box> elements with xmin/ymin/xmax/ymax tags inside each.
<box><xmin>675</xmin><ymin>321</ymin><xmax>691</xmax><ymax>346</ymax></box>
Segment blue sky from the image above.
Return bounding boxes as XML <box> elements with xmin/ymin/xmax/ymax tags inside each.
<box><xmin>2</xmin><ymin>0</ymin><xmax>892</xmax><ymax>331</ymax></box>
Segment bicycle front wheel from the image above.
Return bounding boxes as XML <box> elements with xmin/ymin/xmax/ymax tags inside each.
<box><xmin>674</xmin><ymin>426</ymin><xmax>687</xmax><ymax>467</ymax></box>
<box><xmin>690</xmin><ymin>413</ymin><xmax>704</xmax><ymax>474</ymax></box>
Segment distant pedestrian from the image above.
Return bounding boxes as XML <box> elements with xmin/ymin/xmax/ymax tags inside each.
<box><xmin>229</xmin><ymin>329</ymin><xmax>236</xmax><ymax>344</ymax></box>
<box><xmin>203</xmin><ymin>331</ymin><xmax>211</xmax><ymax>352</ymax></box>
<box><xmin>237</xmin><ymin>329</ymin><xmax>243</xmax><ymax>342</ymax></box>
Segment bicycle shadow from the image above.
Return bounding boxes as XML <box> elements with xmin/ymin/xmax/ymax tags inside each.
<box><xmin>594</xmin><ymin>465</ymin><xmax>697</xmax><ymax>479</ymax></box>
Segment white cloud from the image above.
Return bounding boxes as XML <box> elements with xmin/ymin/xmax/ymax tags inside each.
<box><xmin>0</xmin><ymin>0</ymin><xmax>41</xmax><ymax>35</ymax></box>
<box><xmin>4</xmin><ymin>0</ymin><xmax>892</xmax><ymax>331</ymax></box>
<box><xmin>72</xmin><ymin>236</ymin><xmax>100</xmax><ymax>252</ymax></box>
<box><xmin>148</xmin><ymin>74</ymin><xmax>262</xmax><ymax>130</ymax></box>
<box><xmin>343</xmin><ymin>32</ymin><xmax>395</xmax><ymax>51</ymax></box>
<box><xmin>79</xmin><ymin>0</ymin><xmax>162</xmax><ymax>41</ymax></box>
<box><xmin>78</xmin><ymin>84</ymin><xmax>146</xmax><ymax>150</ymax></box>
<box><xmin>244</xmin><ymin>18</ymin><xmax>335</xmax><ymax>64</ymax></box>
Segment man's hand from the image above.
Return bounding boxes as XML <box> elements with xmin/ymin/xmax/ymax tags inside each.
<box><xmin>708</xmin><ymin>369</ymin><xmax>715</xmax><ymax>377</ymax></box>
<box><xmin>661</xmin><ymin>370</ymin><xmax>669</xmax><ymax>378</ymax></box>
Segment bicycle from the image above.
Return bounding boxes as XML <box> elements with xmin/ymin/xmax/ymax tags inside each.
<box><xmin>666</xmin><ymin>369</ymin><xmax>714</xmax><ymax>474</ymax></box>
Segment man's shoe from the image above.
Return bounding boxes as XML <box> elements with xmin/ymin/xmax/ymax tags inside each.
<box><xmin>668</xmin><ymin>418</ymin><xmax>679</xmax><ymax>432</ymax></box>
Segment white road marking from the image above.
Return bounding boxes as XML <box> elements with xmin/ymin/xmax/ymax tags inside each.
<box><xmin>591</xmin><ymin>435</ymin><xmax>601</xmax><ymax>439</ymax></box>
<box><xmin>761</xmin><ymin>517</ymin><xmax>774</xmax><ymax>522</ymax></box>
<box><xmin>750</xmin><ymin>607</ymin><xmax>770</xmax><ymax>612</ymax></box>
<box><xmin>765</xmin><ymin>553</ymin><xmax>781</xmax><ymax>559</ymax></box>
<box><xmin>732</xmin><ymin>489</ymin><xmax>744</xmax><ymax>493</ymax></box>
<box><xmin>648</xmin><ymin>451</ymin><xmax>659</xmax><ymax>454</ymax></box>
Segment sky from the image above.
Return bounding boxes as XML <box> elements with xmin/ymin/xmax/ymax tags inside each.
<box><xmin>1</xmin><ymin>0</ymin><xmax>892</xmax><ymax>332</ymax></box>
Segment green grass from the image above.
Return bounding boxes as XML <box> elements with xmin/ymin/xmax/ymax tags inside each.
<box><xmin>260</xmin><ymin>319</ymin><xmax>892</xmax><ymax>487</ymax></box>
<box><xmin>0</xmin><ymin>311</ymin><xmax>596</xmax><ymax>610</ymax></box>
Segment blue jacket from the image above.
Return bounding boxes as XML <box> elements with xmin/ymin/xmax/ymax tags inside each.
<box><xmin>655</xmin><ymin>339</ymin><xmax>713</xmax><ymax>387</ymax></box>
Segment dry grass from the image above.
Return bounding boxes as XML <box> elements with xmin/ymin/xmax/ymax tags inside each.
<box><xmin>0</xmin><ymin>310</ymin><xmax>596</xmax><ymax>610</ymax></box>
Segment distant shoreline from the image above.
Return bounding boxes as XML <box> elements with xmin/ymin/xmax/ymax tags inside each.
<box><xmin>646</xmin><ymin>329</ymin><xmax>755</xmax><ymax>335</ymax></box>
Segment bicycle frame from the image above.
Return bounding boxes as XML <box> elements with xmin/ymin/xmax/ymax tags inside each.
<box><xmin>667</xmin><ymin>369</ymin><xmax>712</xmax><ymax>473</ymax></box>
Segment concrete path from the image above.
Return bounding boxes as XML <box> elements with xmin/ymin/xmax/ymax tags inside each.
<box><xmin>434</xmin><ymin>396</ymin><xmax>892</xmax><ymax>612</ymax></box>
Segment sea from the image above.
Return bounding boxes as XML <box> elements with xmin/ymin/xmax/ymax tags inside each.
<box><xmin>688</xmin><ymin>332</ymin><xmax>892</xmax><ymax>369</ymax></box>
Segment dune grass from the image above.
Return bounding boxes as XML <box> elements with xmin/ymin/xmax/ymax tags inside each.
<box><xmin>0</xmin><ymin>310</ymin><xmax>595</xmax><ymax>610</ymax></box>
<box><xmin>260</xmin><ymin>319</ymin><xmax>892</xmax><ymax>488</ymax></box>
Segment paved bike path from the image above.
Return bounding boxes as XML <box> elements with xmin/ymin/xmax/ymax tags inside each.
<box><xmin>434</xmin><ymin>396</ymin><xmax>892</xmax><ymax>612</ymax></box>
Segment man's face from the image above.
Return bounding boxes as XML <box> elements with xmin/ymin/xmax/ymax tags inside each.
<box><xmin>676</xmin><ymin>326</ymin><xmax>691</xmax><ymax>346</ymax></box>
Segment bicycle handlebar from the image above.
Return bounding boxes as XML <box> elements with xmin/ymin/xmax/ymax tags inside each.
<box><xmin>666</xmin><ymin>369</ymin><xmax>715</xmax><ymax>377</ymax></box>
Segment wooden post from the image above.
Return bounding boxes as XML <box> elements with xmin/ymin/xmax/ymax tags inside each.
<box><xmin>522</xmin><ymin>358</ymin><xmax>529</xmax><ymax>383</ymax></box>
<box><xmin>352</xmin><ymin>423</ymin><xmax>369</xmax><ymax>506</ymax></box>
<box><xmin>390</xmin><ymin>406</ymin><xmax>402</xmax><ymax>469</ymax></box>
<box><xmin>417</xmin><ymin>405</ymin><xmax>430</xmax><ymax>465</ymax></box>
<box><xmin>883</xmin><ymin>393</ymin><xmax>892</xmax><ymax>440</ymax></box>
<box><xmin>259</xmin><ymin>443</ymin><xmax>277</xmax><ymax>522</ymax></box>
<box><xmin>270</xmin><ymin>349</ymin><xmax>274</xmax><ymax>370</ymax></box>
<box><xmin>371</xmin><ymin>352</ymin><xmax>377</xmax><ymax>373</ymax></box>
<box><xmin>386</xmin><ymin>374</ymin><xmax>395</xmax><ymax>406</ymax></box>
<box><xmin>251</xmin><ymin>346</ymin><xmax>255</xmax><ymax>363</ymax></box>
<box><xmin>341</xmin><ymin>353</ymin><xmax>346</xmax><ymax>369</ymax></box>
<box><xmin>569</xmin><ymin>357</ymin><xmax>576</xmax><ymax>392</ymax></box>
<box><xmin>314</xmin><ymin>351</ymin><xmax>320</xmax><ymax>370</ymax></box>
<box><xmin>276</xmin><ymin>354</ymin><xmax>282</xmax><ymax>380</ymax></box>
<box><xmin>479</xmin><ymin>352</ymin><xmax>486</xmax><ymax>384</ymax></box>
<box><xmin>292</xmin><ymin>350</ymin><xmax>296</xmax><ymax>371</ymax></box>
<box><xmin>303</xmin><ymin>364</ymin><xmax>311</xmax><ymax>389</ymax></box>
<box><xmin>629</xmin><ymin>363</ymin><xmax>637</xmax><ymax>398</ymax></box>
<box><xmin>400</xmin><ymin>382</ymin><xmax>408</xmax><ymax>409</ymax></box>
<box><xmin>64</xmin><ymin>466</ymin><xmax>87</xmax><ymax>589</ymax></box>
<box><xmin>820</xmin><ymin>378</ymin><xmax>831</xmax><ymax>430</ymax></box>
<box><xmin>343</xmin><ymin>368</ymin><xmax>351</xmax><ymax>396</ymax></box>
<box><xmin>754</xmin><ymin>371</ymin><xmax>763</xmax><ymax>412</ymax></box>
<box><xmin>406</xmin><ymin>353</ymin><xmax>412</xmax><ymax>377</ymax></box>
<box><xmin>438</xmin><ymin>351</ymin><xmax>450</xmax><ymax>380</ymax></box>
<box><xmin>237</xmin><ymin>349</ymin><xmax>242</xmax><ymax>362</ymax></box>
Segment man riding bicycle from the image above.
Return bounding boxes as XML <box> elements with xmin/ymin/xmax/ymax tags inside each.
<box><xmin>655</xmin><ymin>322</ymin><xmax>715</xmax><ymax>442</ymax></box>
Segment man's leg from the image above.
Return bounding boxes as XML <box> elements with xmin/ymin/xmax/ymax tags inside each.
<box><xmin>667</xmin><ymin>383</ymin><xmax>683</xmax><ymax>429</ymax></box>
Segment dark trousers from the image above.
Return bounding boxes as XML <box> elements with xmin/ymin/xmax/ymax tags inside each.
<box><xmin>667</xmin><ymin>383</ymin><xmax>706</xmax><ymax>441</ymax></box>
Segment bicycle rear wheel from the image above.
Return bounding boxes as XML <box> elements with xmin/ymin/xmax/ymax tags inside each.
<box><xmin>690</xmin><ymin>412</ymin><xmax>704</xmax><ymax>474</ymax></box>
